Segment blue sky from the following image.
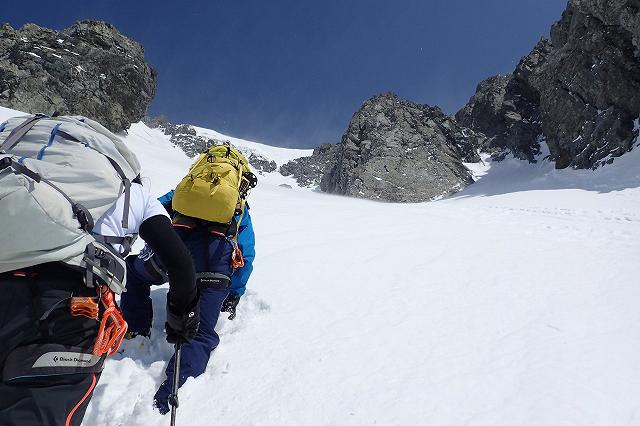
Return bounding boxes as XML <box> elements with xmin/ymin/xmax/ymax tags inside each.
<box><xmin>5</xmin><ymin>0</ymin><xmax>567</xmax><ymax>148</ymax></box>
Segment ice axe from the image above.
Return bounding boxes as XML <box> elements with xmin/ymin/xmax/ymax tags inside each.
<box><xmin>169</xmin><ymin>341</ymin><xmax>182</xmax><ymax>426</ymax></box>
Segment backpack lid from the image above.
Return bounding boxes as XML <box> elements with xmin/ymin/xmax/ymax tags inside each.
<box><xmin>0</xmin><ymin>114</ymin><xmax>141</xmax><ymax>279</ymax></box>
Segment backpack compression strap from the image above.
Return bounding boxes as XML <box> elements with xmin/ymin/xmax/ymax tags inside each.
<box><xmin>0</xmin><ymin>157</ymin><xmax>94</xmax><ymax>231</ymax></box>
<box><xmin>0</xmin><ymin>114</ymin><xmax>47</xmax><ymax>153</ymax></box>
<box><xmin>82</xmin><ymin>241</ymin><xmax>128</xmax><ymax>294</ymax></box>
<box><xmin>0</xmin><ymin>157</ymin><xmax>134</xmax><ymax>257</ymax></box>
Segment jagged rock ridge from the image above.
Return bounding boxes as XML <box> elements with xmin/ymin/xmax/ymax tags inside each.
<box><xmin>457</xmin><ymin>0</ymin><xmax>640</xmax><ymax>169</ymax></box>
<box><xmin>456</xmin><ymin>40</ymin><xmax>551</xmax><ymax>162</ymax></box>
<box><xmin>0</xmin><ymin>21</ymin><xmax>156</xmax><ymax>132</ymax></box>
<box><xmin>145</xmin><ymin>116</ymin><xmax>277</xmax><ymax>174</ymax></box>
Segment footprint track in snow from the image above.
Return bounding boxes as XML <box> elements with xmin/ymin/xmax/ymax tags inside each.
<box><xmin>486</xmin><ymin>205</ymin><xmax>640</xmax><ymax>223</ymax></box>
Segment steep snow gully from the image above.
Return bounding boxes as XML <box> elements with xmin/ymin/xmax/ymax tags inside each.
<box><xmin>1</xmin><ymin>106</ymin><xmax>639</xmax><ymax>425</ymax></box>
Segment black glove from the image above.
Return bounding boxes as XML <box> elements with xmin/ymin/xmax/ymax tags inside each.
<box><xmin>165</xmin><ymin>292</ymin><xmax>200</xmax><ymax>344</ymax></box>
<box><xmin>221</xmin><ymin>293</ymin><xmax>240</xmax><ymax>320</ymax></box>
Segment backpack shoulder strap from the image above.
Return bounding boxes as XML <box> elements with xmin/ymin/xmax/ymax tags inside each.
<box><xmin>104</xmin><ymin>157</ymin><xmax>132</xmax><ymax>229</ymax></box>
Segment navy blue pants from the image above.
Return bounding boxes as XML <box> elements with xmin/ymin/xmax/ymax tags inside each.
<box><xmin>121</xmin><ymin>228</ymin><xmax>234</xmax><ymax>406</ymax></box>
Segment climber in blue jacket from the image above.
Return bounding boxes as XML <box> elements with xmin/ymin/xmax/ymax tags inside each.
<box><xmin>121</xmin><ymin>189</ymin><xmax>256</xmax><ymax>414</ymax></box>
<box><xmin>157</xmin><ymin>190</ymin><xmax>255</xmax><ymax>300</ymax></box>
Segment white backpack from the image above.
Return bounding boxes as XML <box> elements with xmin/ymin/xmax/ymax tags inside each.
<box><xmin>0</xmin><ymin>114</ymin><xmax>141</xmax><ymax>293</ymax></box>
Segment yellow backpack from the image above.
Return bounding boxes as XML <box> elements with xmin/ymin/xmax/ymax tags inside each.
<box><xmin>172</xmin><ymin>143</ymin><xmax>256</xmax><ymax>225</ymax></box>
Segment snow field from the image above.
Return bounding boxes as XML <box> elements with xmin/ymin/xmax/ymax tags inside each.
<box><xmin>92</xmin><ymin>126</ymin><xmax>640</xmax><ymax>425</ymax></box>
<box><xmin>1</xmin><ymin>107</ymin><xmax>639</xmax><ymax>425</ymax></box>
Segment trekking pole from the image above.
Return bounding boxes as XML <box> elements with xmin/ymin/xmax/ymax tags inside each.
<box><xmin>169</xmin><ymin>341</ymin><xmax>182</xmax><ymax>426</ymax></box>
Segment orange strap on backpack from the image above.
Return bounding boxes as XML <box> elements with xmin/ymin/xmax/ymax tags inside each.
<box><xmin>92</xmin><ymin>285</ymin><xmax>128</xmax><ymax>357</ymax></box>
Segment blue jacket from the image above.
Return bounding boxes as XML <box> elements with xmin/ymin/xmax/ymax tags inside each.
<box><xmin>158</xmin><ymin>190</ymin><xmax>255</xmax><ymax>297</ymax></box>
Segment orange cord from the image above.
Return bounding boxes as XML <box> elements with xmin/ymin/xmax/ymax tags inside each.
<box><xmin>231</xmin><ymin>241</ymin><xmax>244</xmax><ymax>269</ymax></box>
<box><xmin>65</xmin><ymin>373</ymin><xmax>97</xmax><ymax>426</ymax></box>
<box><xmin>92</xmin><ymin>285</ymin><xmax>128</xmax><ymax>357</ymax></box>
<box><xmin>208</xmin><ymin>229</ymin><xmax>245</xmax><ymax>269</ymax></box>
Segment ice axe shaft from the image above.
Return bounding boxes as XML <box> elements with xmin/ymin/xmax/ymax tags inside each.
<box><xmin>169</xmin><ymin>341</ymin><xmax>182</xmax><ymax>426</ymax></box>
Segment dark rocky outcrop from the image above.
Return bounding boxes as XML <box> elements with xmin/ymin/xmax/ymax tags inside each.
<box><xmin>572</xmin><ymin>0</ymin><xmax>640</xmax><ymax>55</ymax></box>
<box><xmin>0</xmin><ymin>21</ymin><xmax>157</xmax><ymax>132</ymax></box>
<box><xmin>457</xmin><ymin>0</ymin><xmax>640</xmax><ymax>169</ymax></box>
<box><xmin>279</xmin><ymin>143</ymin><xmax>340</xmax><ymax>187</ymax></box>
<box><xmin>455</xmin><ymin>74</ymin><xmax>510</xmax><ymax>145</ymax></box>
<box><xmin>147</xmin><ymin>117</ymin><xmax>209</xmax><ymax>157</ymax></box>
<box><xmin>320</xmin><ymin>93</ymin><xmax>482</xmax><ymax>202</ymax></box>
<box><xmin>456</xmin><ymin>40</ymin><xmax>552</xmax><ymax>162</ymax></box>
<box><xmin>248</xmin><ymin>153</ymin><xmax>277</xmax><ymax>173</ymax></box>
<box><xmin>531</xmin><ymin>0</ymin><xmax>640</xmax><ymax>168</ymax></box>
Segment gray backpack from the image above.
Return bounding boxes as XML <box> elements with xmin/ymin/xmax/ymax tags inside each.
<box><xmin>0</xmin><ymin>114</ymin><xmax>141</xmax><ymax>293</ymax></box>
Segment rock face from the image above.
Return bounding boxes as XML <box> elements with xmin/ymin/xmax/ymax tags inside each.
<box><xmin>455</xmin><ymin>75</ymin><xmax>510</xmax><ymax>145</ymax></box>
<box><xmin>456</xmin><ymin>40</ymin><xmax>551</xmax><ymax>162</ymax></box>
<box><xmin>533</xmin><ymin>0</ymin><xmax>640</xmax><ymax>168</ymax></box>
<box><xmin>0</xmin><ymin>21</ymin><xmax>156</xmax><ymax>132</ymax></box>
<box><xmin>457</xmin><ymin>0</ymin><xmax>640</xmax><ymax>169</ymax></box>
<box><xmin>279</xmin><ymin>143</ymin><xmax>340</xmax><ymax>187</ymax></box>
<box><xmin>248</xmin><ymin>153</ymin><xmax>277</xmax><ymax>173</ymax></box>
<box><xmin>145</xmin><ymin>117</ymin><xmax>277</xmax><ymax>174</ymax></box>
<box><xmin>321</xmin><ymin>93</ymin><xmax>482</xmax><ymax>202</ymax></box>
<box><xmin>146</xmin><ymin>117</ymin><xmax>209</xmax><ymax>157</ymax></box>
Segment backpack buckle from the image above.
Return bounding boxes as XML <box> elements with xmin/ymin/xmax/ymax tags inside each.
<box><xmin>72</xmin><ymin>203</ymin><xmax>94</xmax><ymax>231</ymax></box>
<box><xmin>0</xmin><ymin>157</ymin><xmax>11</xmax><ymax>170</ymax></box>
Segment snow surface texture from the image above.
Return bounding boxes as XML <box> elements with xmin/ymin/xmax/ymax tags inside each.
<box><xmin>1</xmin><ymin>106</ymin><xmax>639</xmax><ymax>425</ymax></box>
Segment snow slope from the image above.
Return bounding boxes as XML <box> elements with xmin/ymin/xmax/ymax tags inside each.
<box><xmin>1</xmin><ymin>107</ymin><xmax>639</xmax><ymax>425</ymax></box>
<box><xmin>99</xmin><ymin>122</ymin><xmax>640</xmax><ymax>426</ymax></box>
<box><xmin>125</xmin><ymin>122</ymin><xmax>311</xmax><ymax>192</ymax></box>
<box><xmin>192</xmin><ymin>125</ymin><xmax>312</xmax><ymax>171</ymax></box>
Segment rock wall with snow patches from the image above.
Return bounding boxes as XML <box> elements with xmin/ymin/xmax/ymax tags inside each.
<box><xmin>457</xmin><ymin>0</ymin><xmax>640</xmax><ymax>169</ymax></box>
<box><xmin>0</xmin><ymin>20</ymin><xmax>156</xmax><ymax>132</ymax></box>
